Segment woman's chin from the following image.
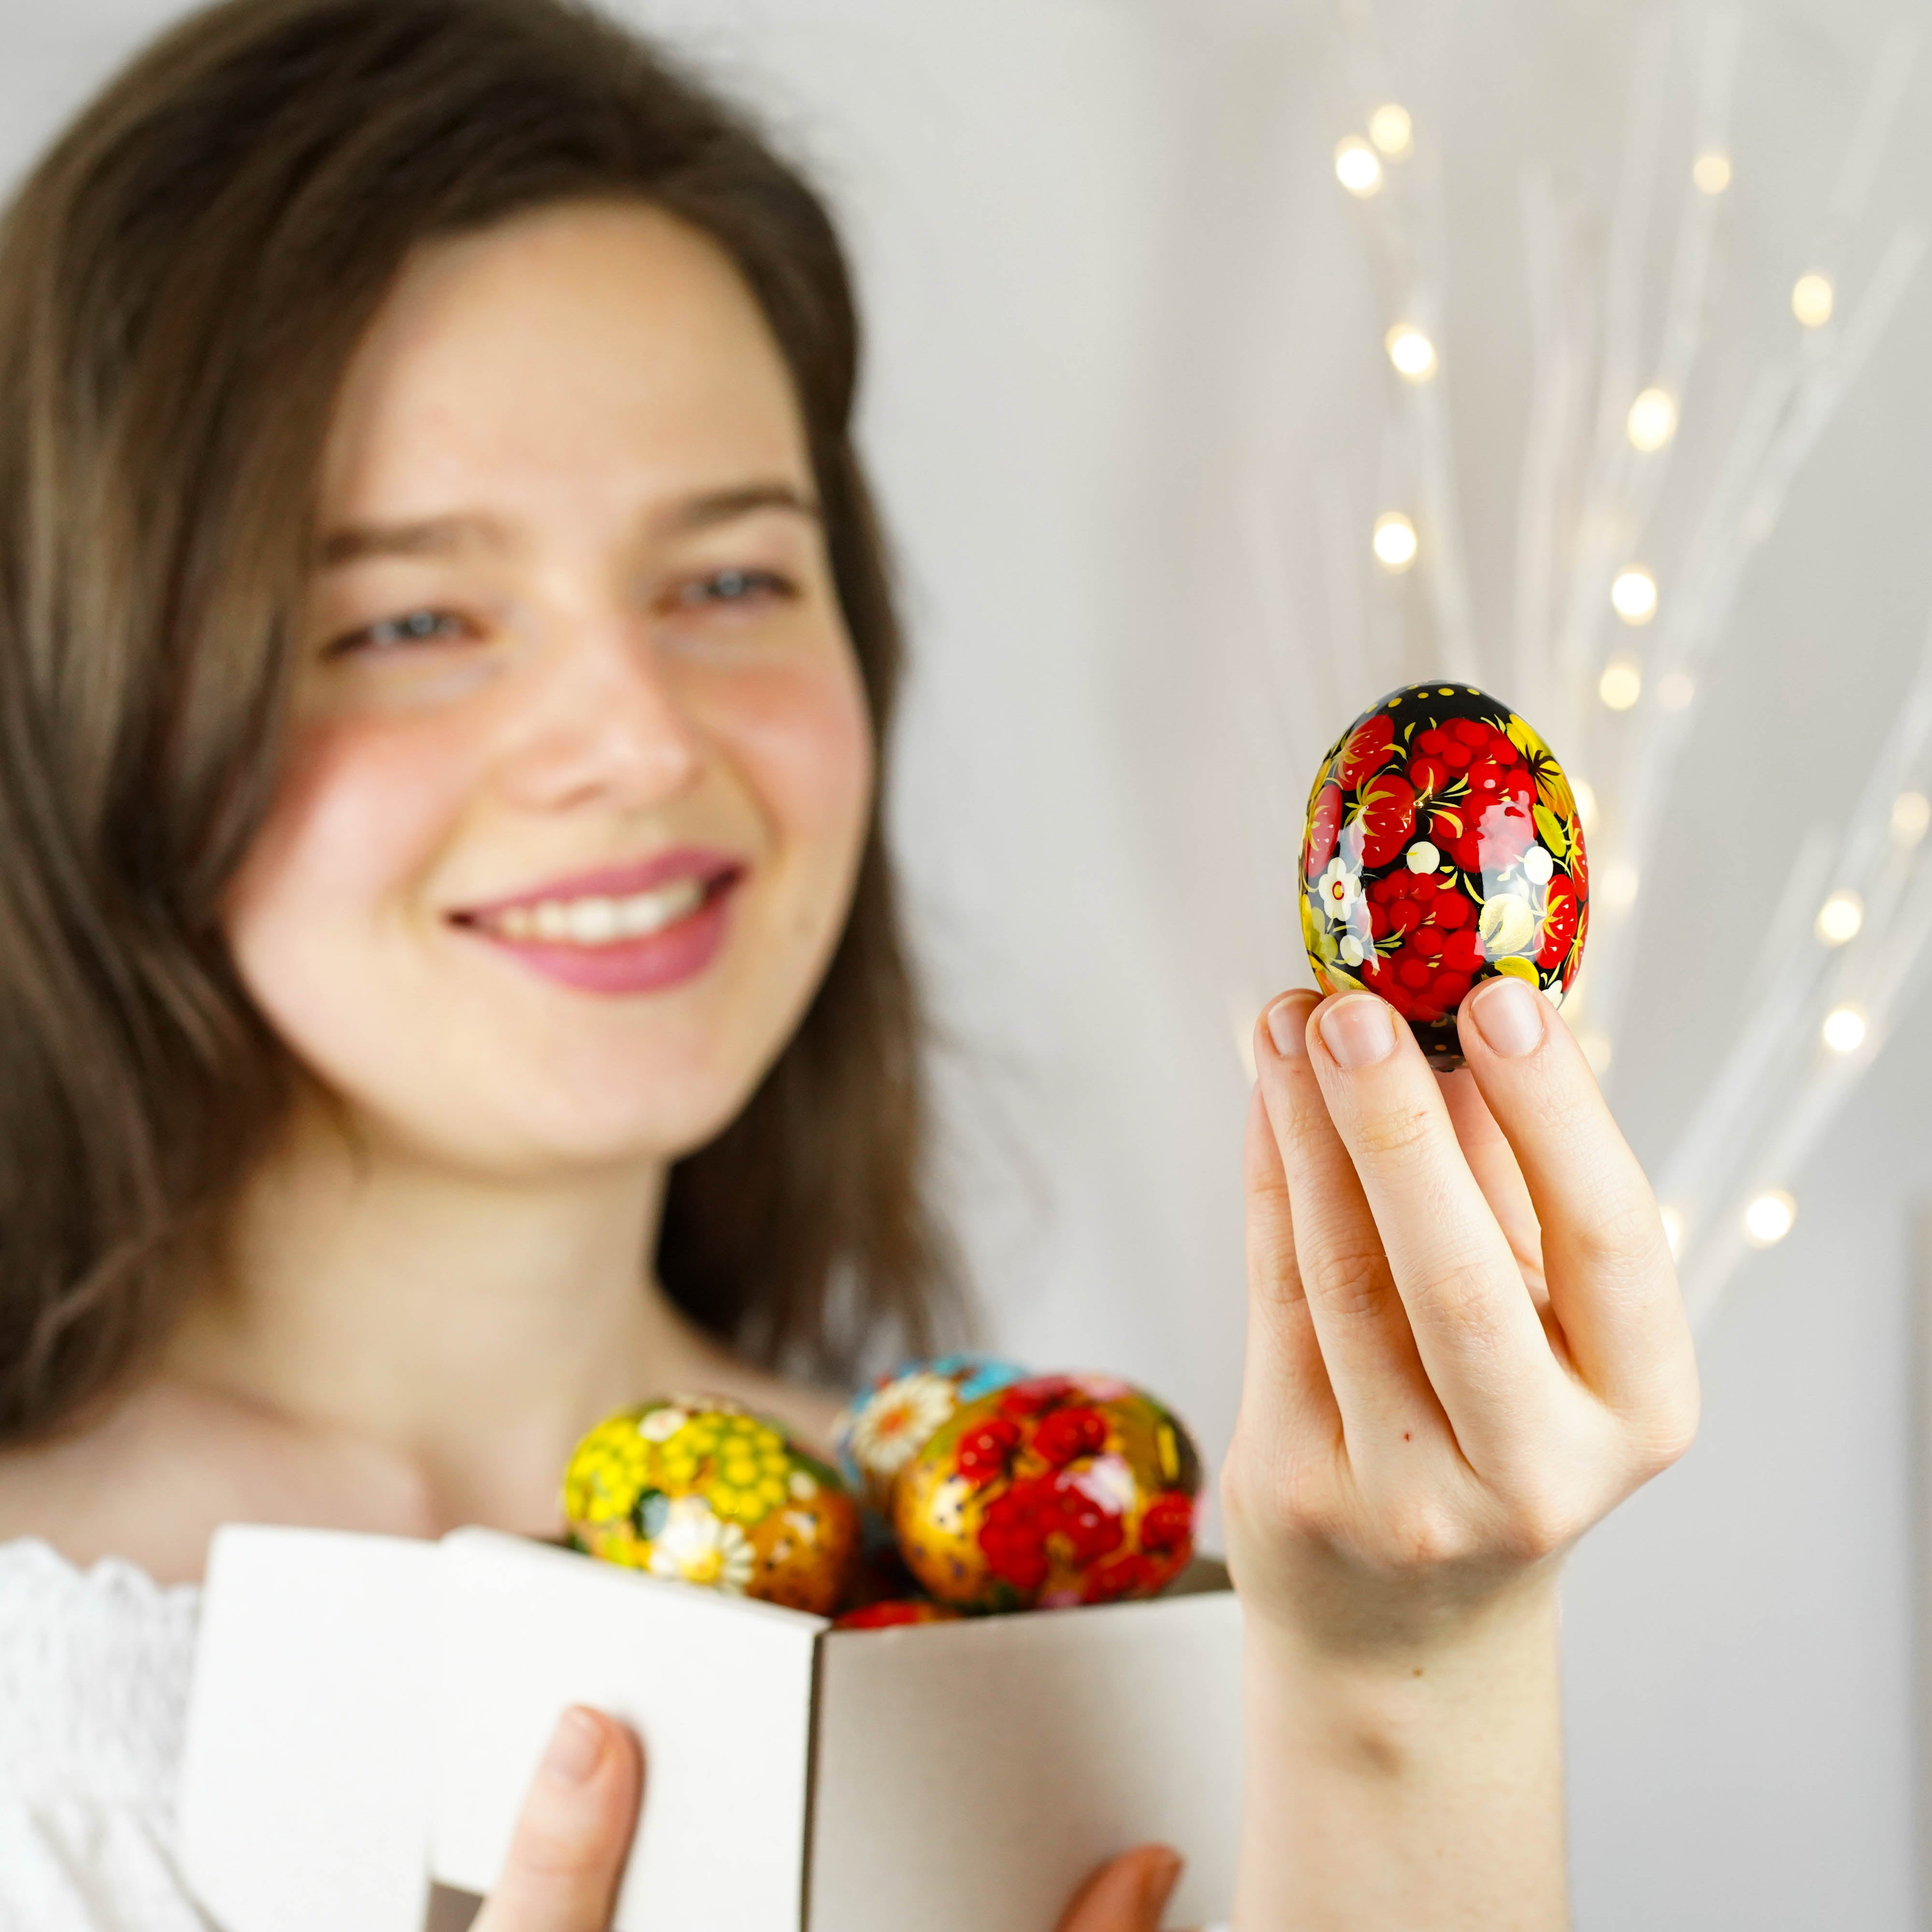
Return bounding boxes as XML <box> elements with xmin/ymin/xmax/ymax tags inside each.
<box><xmin>328</xmin><ymin>1070</ymin><xmax>751</xmax><ymax>1183</ymax></box>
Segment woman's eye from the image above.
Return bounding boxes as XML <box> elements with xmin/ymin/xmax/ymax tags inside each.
<box><xmin>670</xmin><ymin>567</ymin><xmax>795</xmax><ymax>611</ymax></box>
<box><xmin>326</xmin><ymin>608</ymin><xmax>472</xmax><ymax>657</ymax></box>
<box><xmin>321</xmin><ymin>573</ymin><xmax>794</xmax><ymax>659</ymax></box>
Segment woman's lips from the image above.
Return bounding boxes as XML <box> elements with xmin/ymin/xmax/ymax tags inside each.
<box><xmin>449</xmin><ymin>849</ymin><xmax>745</xmax><ymax>996</ymax></box>
<box><xmin>454</xmin><ymin>846</ymin><xmax>744</xmax><ymax>920</ymax></box>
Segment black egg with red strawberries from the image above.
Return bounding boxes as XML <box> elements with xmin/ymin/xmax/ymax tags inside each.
<box><xmin>1300</xmin><ymin>683</ymin><xmax>1588</xmax><ymax>1067</ymax></box>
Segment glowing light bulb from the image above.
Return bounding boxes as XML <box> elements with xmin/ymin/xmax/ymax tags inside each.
<box><xmin>1626</xmin><ymin>387</ymin><xmax>1678</xmax><ymax>452</ymax></box>
<box><xmin>1692</xmin><ymin>151</ymin><xmax>1732</xmax><ymax>195</ymax></box>
<box><xmin>1600</xmin><ymin>861</ymin><xmax>1640</xmax><ymax>913</ymax></box>
<box><xmin>1335</xmin><ymin>136</ymin><xmax>1383</xmax><ymax>197</ymax></box>
<box><xmin>1599</xmin><ymin>657</ymin><xmax>1643</xmax><ymax>711</ymax></box>
<box><xmin>1611</xmin><ymin>566</ymin><xmax>1659</xmax><ymax>624</ymax></box>
<box><xmin>1660</xmin><ymin>1206</ymin><xmax>1684</xmax><ymax>1256</ymax></box>
<box><xmin>1792</xmin><ymin>272</ymin><xmax>1834</xmax><ymax>328</ymax></box>
<box><xmin>1891</xmin><ymin>790</ymin><xmax>1931</xmax><ymax>844</ymax></box>
<box><xmin>1572</xmin><ymin>778</ymin><xmax>1598</xmax><ymax>830</ymax></box>
<box><xmin>1372</xmin><ymin>511</ymin><xmax>1418</xmax><ymax>570</ymax></box>
<box><xmin>1821</xmin><ymin>1004</ymin><xmax>1867</xmax><ymax>1054</ymax></box>
<box><xmin>1743</xmin><ymin>1189</ymin><xmax>1795</xmax><ymax>1248</ymax></box>
<box><xmin>1386</xmin><ymin>326</ymin><xmax>1438</xmax><ymax>381</ymax></box>
<box><xmin>1815</xmin><ymin>889</ymin><xmax>1863</xmax><ymax>945</ymax></box>
<box><xmin>1368</xmin><ymin>104</ymin><xmax>1414</xmax><ymax>158</ymax></box>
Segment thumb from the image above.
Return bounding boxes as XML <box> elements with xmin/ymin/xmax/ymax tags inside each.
<box><xmin>471</xmin><ymin>1706</ymin><xmax>643</xmax><ymax>1932</ymax></box>
<box><xmin>1054</xmin><ymin>1845</ymin><xmax>1184</xmax><ymax>1932</ymax></box>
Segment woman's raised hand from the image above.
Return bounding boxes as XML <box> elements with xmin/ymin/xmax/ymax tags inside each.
<box><xmin>471</xmin><ymin>1708</ymin><xmax>642</xmax><ymax>1932</ymax></box>
<box><xmin>1221</xmin><ymin>978</ymin><xmax>1699</xmax><ymax>1926</ymax></box>
<box><xmin>1227</xmin><ymin>977</ymin><xmax>1698</xmax><ymax>1635</ymax></box>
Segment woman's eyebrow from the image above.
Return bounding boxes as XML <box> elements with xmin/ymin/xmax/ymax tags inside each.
<box><xmin>315</xmin><ymin>481</ymin><xmax>822</xmax><ymax>571</ymax></box>
<box><xmin>665</xmin><ymin>481</ymin><xmax>822</xmax><ymax>533</ymax></box>
<box><xmin>316</xmin><ymin>511</ymin><xmax>505</xmax><ymax>569</ymax></box>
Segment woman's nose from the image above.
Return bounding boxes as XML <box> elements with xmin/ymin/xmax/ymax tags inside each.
<box><xmin>493</xmin><ymin>608</ymin><xmax>704</xmax><ymax>814</ymax></box>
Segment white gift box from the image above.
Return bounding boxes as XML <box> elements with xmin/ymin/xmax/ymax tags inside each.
<box><xmin>178</xmin><ymin>1522</ymin><xmax>1242</xmax><ymax>1932</ymax></box>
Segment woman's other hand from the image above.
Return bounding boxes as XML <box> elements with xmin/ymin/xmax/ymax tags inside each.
<box><xmin>1223</xmin><ymin>980</ymin><xmax>1699</xmax><ymax>1927</ymax></box>
<box><xmin>1055</xmin><ymin>1846</ymin><xmax>1186</xmax><ymax>1931</ymax></box>
<box><xmin>471</xmin><ymin>1707</ymin><xmax>642</xmax><ymax>1932</ymax></box>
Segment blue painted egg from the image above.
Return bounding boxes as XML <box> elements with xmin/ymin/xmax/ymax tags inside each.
<box><xmin>832</xmin><ymin>1353</ymin><xmax>1024</xmax><ymax>1515</ymax></box>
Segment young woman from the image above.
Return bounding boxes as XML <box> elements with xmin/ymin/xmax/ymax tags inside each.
<box><xmin>0</xmin><ymin>2</ymin><xmax>1699</xmax><ymax>1927</ymax></box>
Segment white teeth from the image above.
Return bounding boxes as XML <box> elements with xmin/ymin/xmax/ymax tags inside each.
<box><xmin>568</xmin><ymin>897</ymin><xmax>619</xmax><ymax>944</ymax></box>
<box><xmin>615</xmin><ymin>895</ymin><xmax>658</xmax><ymax>937</ymax></box>
<box><xmin>484</xmin><ymin>878</ymin><xmax>710</xmax><ymax>948</ymax></box>
<box><xmin>631</xmin><ymin>879</ymin><xmax>705</xmax><ymax>933</ymax></box>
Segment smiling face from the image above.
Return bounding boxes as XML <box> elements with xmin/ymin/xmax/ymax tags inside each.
<box><xmin>223</xmin><ymin>198</ymin><xmax>875</xmax><ymax>1176</ymax></box>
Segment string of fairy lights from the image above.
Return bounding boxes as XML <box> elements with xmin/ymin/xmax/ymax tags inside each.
<box><xmin>1295</xmin><ymin>11</ymin><xmax>1932</xmax><ymax>1324</ymax></box>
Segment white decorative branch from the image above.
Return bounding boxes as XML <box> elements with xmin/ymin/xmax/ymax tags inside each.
<box><xmin>1283</xmin><ymin>3</ymin><xmax>1932</xmax><ymax>1325</ymax></box>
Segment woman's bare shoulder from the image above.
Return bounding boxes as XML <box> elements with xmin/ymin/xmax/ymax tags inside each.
<box><xmin>0</xmin><ymin>1348</ymin><xmax>849</xmax><ymax>1588</ymax></box>
<box><xmin>0</xmin><ymin>1379</ymin><xmax>435</xmax><ymax>1586</ymax></box>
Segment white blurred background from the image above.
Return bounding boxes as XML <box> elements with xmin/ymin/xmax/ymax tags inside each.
<box><xmin>14</xmin><ymin>2</ymin><xmax>1932</xmax><ymax>1925</ymax></box>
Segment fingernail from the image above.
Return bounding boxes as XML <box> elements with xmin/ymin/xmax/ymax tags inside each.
<box><xmin>541</xmin><ymin>1706</ymin><xmax>605</xmax><ymax>1785</ymax></box>
<box><xmin>1141</xmin><ymin>1848</ymin><xmax>1184</xmax><ymax>1911</ymax></box>
<box><xmin>1319</xmin><ymin>993</ymin><xmax>1395</xmax><ymax>1068</ymax></box>
<box><xmin>1265</xmin><ymin>993</ymin><xmax>1313</xmax><ymax>1060</ymax></box>
<box><xmin>1470</xmin><ymin>975</ymin><xmax>1546</xmax><ymax>1058</ymax></box>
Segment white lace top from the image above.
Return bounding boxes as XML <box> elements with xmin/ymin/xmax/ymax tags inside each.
<box><xmin>0</xmin><ymin>1539</ymin><xmax>216</xmax><ymax>1931</ymax></box>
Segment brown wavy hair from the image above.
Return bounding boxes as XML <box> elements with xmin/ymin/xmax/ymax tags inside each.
<box><xmin>0</xmin><ymin>0</ymin><xmax>958</xmax><ymax>1442</ymax></box>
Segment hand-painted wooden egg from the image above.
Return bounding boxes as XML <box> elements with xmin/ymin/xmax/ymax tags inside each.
<box><xmin>1300</xmin><ymin>682</ymin><xmax>1589</xmax><ymax>1066</ymax></box>
<box><xmin>563</xmin><ymin>1395</ymin><xmax>861</xmax><ymax>1616</ymax></box>
<box><xmin>892</xmin><ymin>1373</ymin><xmax>1202</xmax><ymax>1614</ymax></box>
<box><xmin>833</xmin><ymin>1353</ymin><xmax>1025</xmax><ymax>1515</ymax></box>
<box><xmin>831</xmin><ymin>1597</ymin><xmax>964</xmax><ymax>1631</ymax></box>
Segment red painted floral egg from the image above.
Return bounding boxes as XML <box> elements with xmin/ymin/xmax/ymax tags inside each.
<box><xmin>1301</xmin><ymin>683</ymin><xmax>1589</xmax><ymax>1066</ymax></box>
<box><xmin>830</xmin><ymin>1597</ymin><xmax>964</xmax><ymax>1630</ymax></box>
<box><xmin>892</xmin><ymin>1373</ymin><xmax>1202</xmax><ymax>1614</ymax></box>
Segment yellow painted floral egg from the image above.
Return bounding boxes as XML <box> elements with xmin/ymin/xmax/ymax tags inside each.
<box><xmin>832</xmin><ymin>1353</ymin><xmax>1024</xmax><ymax>1515</ymax></box>
<box><xmin>892</xmin><ymin>1373</ymin><xmax>1202</xmax><ymax>1614</ymax></box>
<box><xmin>1301</xmin><ymin>682</ymin><xmax>1589</xmax><ymax>1066</ymax></box>
<box><xmin>563</xmin><ymin>1395</ymin><xmax>861</xmax><ymax>1616</ymax></box>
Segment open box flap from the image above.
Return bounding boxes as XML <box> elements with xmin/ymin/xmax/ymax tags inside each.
<box><xmin>806</xmin><ymin>1581</ymin><xmax>1242</xmax><ymax>1932</ymax></box>
<box><xmin>432</xmin><ymin>1528</ymin><xmax>826</xmax><ymax>1932</ymax></box>
<box><xmin>178</xmin><ymin>1525</ymin><xmax>439</xmax><ymax>1932</ymax></box>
